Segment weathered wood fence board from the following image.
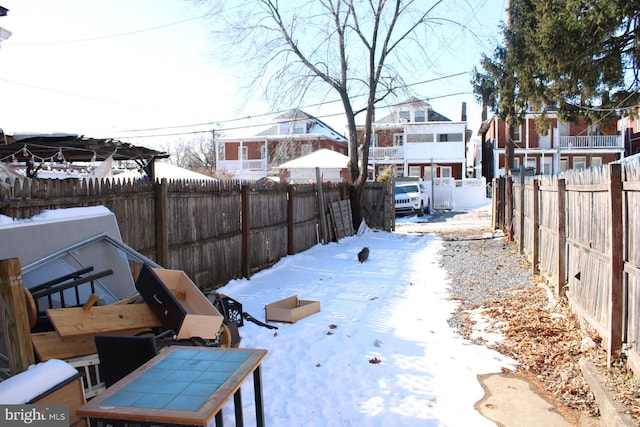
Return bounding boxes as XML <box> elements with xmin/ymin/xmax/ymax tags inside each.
<box><xmin>1</xmin><ymin>177</ymin><xmax>393</xmax><ymax>291</ymax></box>
<box><xmin>492</xmin><ymin>158</ymin><xmax>640</xmax><ymax>375</ymax></box>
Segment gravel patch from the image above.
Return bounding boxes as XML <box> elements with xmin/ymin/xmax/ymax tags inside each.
<box><xmin>440</xmin><ymin>234</ymin><xmax>535</xmax><ymax>338</ymax></box>
<box><xmin>397</xmin><ymin>208</ymin><xmax>536</xmax><ymax>339</ymax></box>
<box><xmin>397</xmin><ymin>209</ymin><xmax>640</xmax><ymax>424</ymax></box>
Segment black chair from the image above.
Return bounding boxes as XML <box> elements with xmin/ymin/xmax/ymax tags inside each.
<box><xmin>94</xmin><ymin>334</ymin><xmax>158</xmax><ymax>388</ymax></box>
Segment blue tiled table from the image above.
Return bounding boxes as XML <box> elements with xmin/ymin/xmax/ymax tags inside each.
<box><xmin>77</xmin><ymin>346</ymin><xmax>268</xmax><ymax>427</ymax></box>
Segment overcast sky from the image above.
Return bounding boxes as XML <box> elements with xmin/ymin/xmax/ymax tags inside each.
<box><xmin>0</xmin><ymin>0</ymin><xmax>506</xmax><ymax>149</ymax></box>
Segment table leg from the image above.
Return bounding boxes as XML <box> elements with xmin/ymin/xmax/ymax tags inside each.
<box><xmin>234</xmin><ymin>388</ymin><xmax>244</xmax><ymax>427</ymax></box>
<box><xmin>253</xmin><ymin>365</ymin><xmax>265</xmax><ymax>427</ymax></box>
<box><xmin>215</xmin><ymin>408</ymin><xmax>224</xmax><ymax>427</ymax></box>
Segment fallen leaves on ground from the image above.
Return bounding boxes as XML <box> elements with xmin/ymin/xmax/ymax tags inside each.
<box><xmin>471</xmin><ymin>283</ymin><xmax>640</xmax><ymax>423</ymax></box>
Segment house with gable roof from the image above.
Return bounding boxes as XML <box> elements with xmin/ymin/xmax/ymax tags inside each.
<box><xmin>476</xmin><ymin>107</ymin><xmax>626</xmax><ymax>179</ymax></box>
<box><xmin>357</xmin><ymin>97</ymin><xmax>469</xmax><ymax>180</ymax></box>
<box><xmin>216</xmin><ymin>109</ymin><xmax>348</xmax><ymax>180</ymax></box>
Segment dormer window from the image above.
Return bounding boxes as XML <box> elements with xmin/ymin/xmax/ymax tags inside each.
<box><xmin>279</xmin><ymin>122</ymin><xmax>307</xmax><ymax>135</ymax></box>
<box><xmin>399</xmin><ymin>111</ymin><xmax>410</xmax><ymax>122</ymax></box>
<box><xmin>414</xmin><ymin>110</ymin><xmax>426</xmax><ymax>122</ymax></box>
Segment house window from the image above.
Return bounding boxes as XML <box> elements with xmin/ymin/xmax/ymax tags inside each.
<box><xmin>393</xmin><ymin>134</ymin><xmax>403</xmax><ymax>146</ymax></box>
<box><xmin>260</xmin><ymin>145</ymin><xmax>267</xmax><ymax>159</ymax></box>
<box><xmin>543</xmin><ymin>158</ymin><xmax>553</xmax><ymax>174</ymax></box>
<box><xmin>301</xmin><ymin>144</ymin><xmax>312</xmax><ymax>156</ymax></box>
<box><xmin>512</xmin><ymin>125</ymin><xmax>521</xmax><ymax>142</ymax></box>
<box><xmin>591</xmin><ymin>157</ymin><xmax>602</xmax><ymax>168</ymax></box>
<box><xmin>239</xmin><ymin>146</ymin><xmax>248</xmax><ymax>161</ymax></box>
<box><xmin>560</xmin><ymin>158</ymin><xmax>568</xmax><ymax>172</ymax></box>
<box><xmin>513</xmin><ymin>157</ymin><xmax>520</xmax><ymax>169</ymax></box>
<box><xmin>408</xmin><ymin>166</ymin><xmax>421</xmax><ymax>177</ymax></box>
<box><xmin>573</xmin><ymin>156</ymin><xmax>586</xmax><ymax>170</ymax></box>
<box><xmin>440</xmin><ymin>166</ymin><xmax>452</xmax><ymax>178</ymax></box>
<box><xmin>399</xmin><ymin>111</ymin><xmax>410</xmax><ymax>122</ymax></box>
<box><xmin>414</xmin><ymin>110</ymin><xmax>426</xmax><ymax>122</ymax></box>
<box><xmin>279</xmin><ymin>122</ymin><xmax>306</xmax><ymax>134</ymax></box>
<box><xmin>407</xmin><ymin>134</ymin><xmax>433</xmax><ymax>143</ymax></box>
<box><xmin>437</xmin><ymin>133</ymin><xmax>463</xmax><ymax>142</ymax></box>
<box><xmin>292</xmin><ymin>122</ymin><xmax>306</xmax><ymax>134</ymax></box>
<box><xmin>423</xmin><ymin>166</ymin><xmax>433</xmax><ymax>181</ymax></box>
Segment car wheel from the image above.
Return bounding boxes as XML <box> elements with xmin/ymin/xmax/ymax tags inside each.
<box><xmin>417</xmin><ymin>202</ymin><xmax>424</xmax><ymax>217</ymax></box>
<box><xmin>424</xmin><ymin>200</ymin><xmax>431</xmax><ymax>215</ymax></box>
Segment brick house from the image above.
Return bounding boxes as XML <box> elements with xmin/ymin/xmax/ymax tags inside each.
<box><xmin>216</xmin><ymin>109</ymin><xmax>348</xmax><ymax>180</ymax></box>
<box><xmin>357</xmin><ymin>97</ymin><xmax>469</xmax><ymax>180</ymax></box>
<box><xmin>477</xmin><ymin>109</ymin><xmax>626</xmax><ymax>179</ymax></box>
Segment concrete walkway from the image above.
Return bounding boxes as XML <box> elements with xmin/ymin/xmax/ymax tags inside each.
<box><xmin>395</xmin><ymin>206</ymin><xmax>626</xmax><ymax>427</ymax></box>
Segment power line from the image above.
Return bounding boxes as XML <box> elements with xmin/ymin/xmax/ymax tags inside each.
<box><xmin>8</xmin><ymin>14</ymin><xmax>206</xmax><ymax>46</ymax></box>
<box><xmin>106</xmin><ymin>72</ymin><xmax>472</xmax><ymax>135</ymax></box>
<box><xmin>119</xmin><ymin>91</ymin><xmax>475</xmax><ymax>140</ymax></box>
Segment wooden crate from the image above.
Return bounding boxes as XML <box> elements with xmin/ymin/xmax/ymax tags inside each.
<box><xmin>135</xmin><ymin>265</ymin><xmax>224</xmax><ymax>339</ymax></box>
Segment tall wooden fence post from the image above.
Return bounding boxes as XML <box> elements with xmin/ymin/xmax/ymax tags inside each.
<box><xmin>241</xmin><ymin>185</ymin><xmax>251</xmax><ymax>279</ymax></box>
<box><xmin>506</xmin><ymin>176</ymin><xmax>514</xmax><ymax>240</ymax></box>
<box><xmin>287</xmin><ymin>185</ymin><xmax>295</xmax><ymax>255</ymax></box>
<box><xmin>608</xmin><ymin>163</ymin><xmax>623</xmax><ymax>367</ymax></box>
<box><xmin>316</xmin><ymin>168</ymin><xmax>328</xmax><ymax>245</ymax></box>
<box><xmin>519</xmin><ymin>172</ymin><xmax>525</xmax><ymax>253</ymax></box>
<box><xmin>155</xmin><ymin>178</ymin><xmax>169</xmax><ymax>267</ymax></box>
<box><xmin>532</xmin><ymin>179</ymin><xmax>540</xmax><ymax>274</ymax></box>
<box><xmin>557</xmin><ymin>178</ymin><xmax>567</xmax><ymax>298</ymax></box>
<box><xmin>0</xmin><ymin>258</ymin><xmax>35</xmax><ymax>375</ymax></box>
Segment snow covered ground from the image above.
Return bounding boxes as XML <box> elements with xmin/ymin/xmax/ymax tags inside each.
<box><xmin>215</xmin><ymin>211</ymin><xmax>514</xmax><ymax>427</ymax></box>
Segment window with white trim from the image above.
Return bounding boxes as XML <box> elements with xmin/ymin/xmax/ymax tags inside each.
<box><xmin>399</xmin><ymin>111</ymin><xmax>410</xmax><ymax>122</ymax></box>
<box><xmin>414</xmin><ymin>110</ymin><xmax>426</xmax><ymax>122</ymax></box>
<box><xmin>408</xmin><ymin>166</ymin><xmax>421</xmax><ymax>176</ymax></box>
<box><xmin>393</xmin><ymin>134</ymin><xmax>403</xmax><ymax>146</ymax></box>
<box><xmin>573</xmin><ymin>156</ymin><xmax>586</xmax><ymax>170</ymax></box>
<box><xmin>513</xmin><ymin>125</ymin><xmax>521</xmax><ymax>141</ymax></box>
<box><xmin>423</xmin><ymin>166</ymin><xmax>433</xmax><ymax>181</ymax></box>
<box><xmin>440</xmin><ymin>166</ymin><xmax>452</xmax><ymax>178</ymax></box>
<box><xmin>591</xmin><ymin>157</ymin><xmax>602</xmax><ymax>168</ymax></box>
<box><xmin>301</xmin><ymin>144</ymin><xmax>312</xmax><ymax>156</ymax></box>
<box><xmin>260</xmin><ymin>145</ymin><xmax>267</xmax><ymax>159</ymax></box>
<box><xmin>239</xmin><ymin>146</ymin><xmax>248</xmax><ymax>161</ymax></box>
<box><xmin>407</xmin><ymin>134</ymin><xmax>434</xmax><ymax>143</ymax></box>
<box><xmin>560</xmin><ymin>158</ymin><xmax>568</xmax><ymax>172</ymax></box>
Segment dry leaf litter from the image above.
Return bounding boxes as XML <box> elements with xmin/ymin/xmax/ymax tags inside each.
<box><xmin>439</xmin><ymin>228</ymin><xmax>640</xmax><ymax>425</ymax></box>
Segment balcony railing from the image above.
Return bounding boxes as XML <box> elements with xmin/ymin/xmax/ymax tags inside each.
<box><xmin>558</xmin><ymin>135</ymin><xmax>623</xmax><ymax>149</ymax></box>
<box><xmin>367</xmin><ymin>146</ymin><xmax>404</xmax><ymax>161</ymax></box>
<box><xmin>217</xmin><ymin>159</ymin><xmax>268</xmax><ymax>171</ymax></box>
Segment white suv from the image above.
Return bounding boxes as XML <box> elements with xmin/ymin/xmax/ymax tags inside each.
<box><xmin>395</xmin><ymin>180</ymin><xmax>431</xmax><ymax>216</ymax></box>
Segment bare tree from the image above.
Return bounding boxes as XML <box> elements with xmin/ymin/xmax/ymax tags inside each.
<box><xmin>166</xmin><ymin>131</ymin><xmax>216</xmax><ymax>175</ymax></box>
<box><xmin>213</xmin><ymin>0</ymin><xmax>458</xmax><ymax>227</ymax></box>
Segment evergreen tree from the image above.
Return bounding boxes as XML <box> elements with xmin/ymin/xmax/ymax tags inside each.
<box><xmin>473</xmin><ymin>0</ymin><xmax>639</xmax><ymax>128</ymax></box>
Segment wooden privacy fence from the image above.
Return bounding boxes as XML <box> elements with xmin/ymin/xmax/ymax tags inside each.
<box><xmin>0</xmin><ymin>177</ymin><xmax>394</xmax><ymax>291</ymax></box>
<box><xmin>493</xmin><ymin>159</ymin><xmax>640</xmax><ymax>374</ymax></box>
